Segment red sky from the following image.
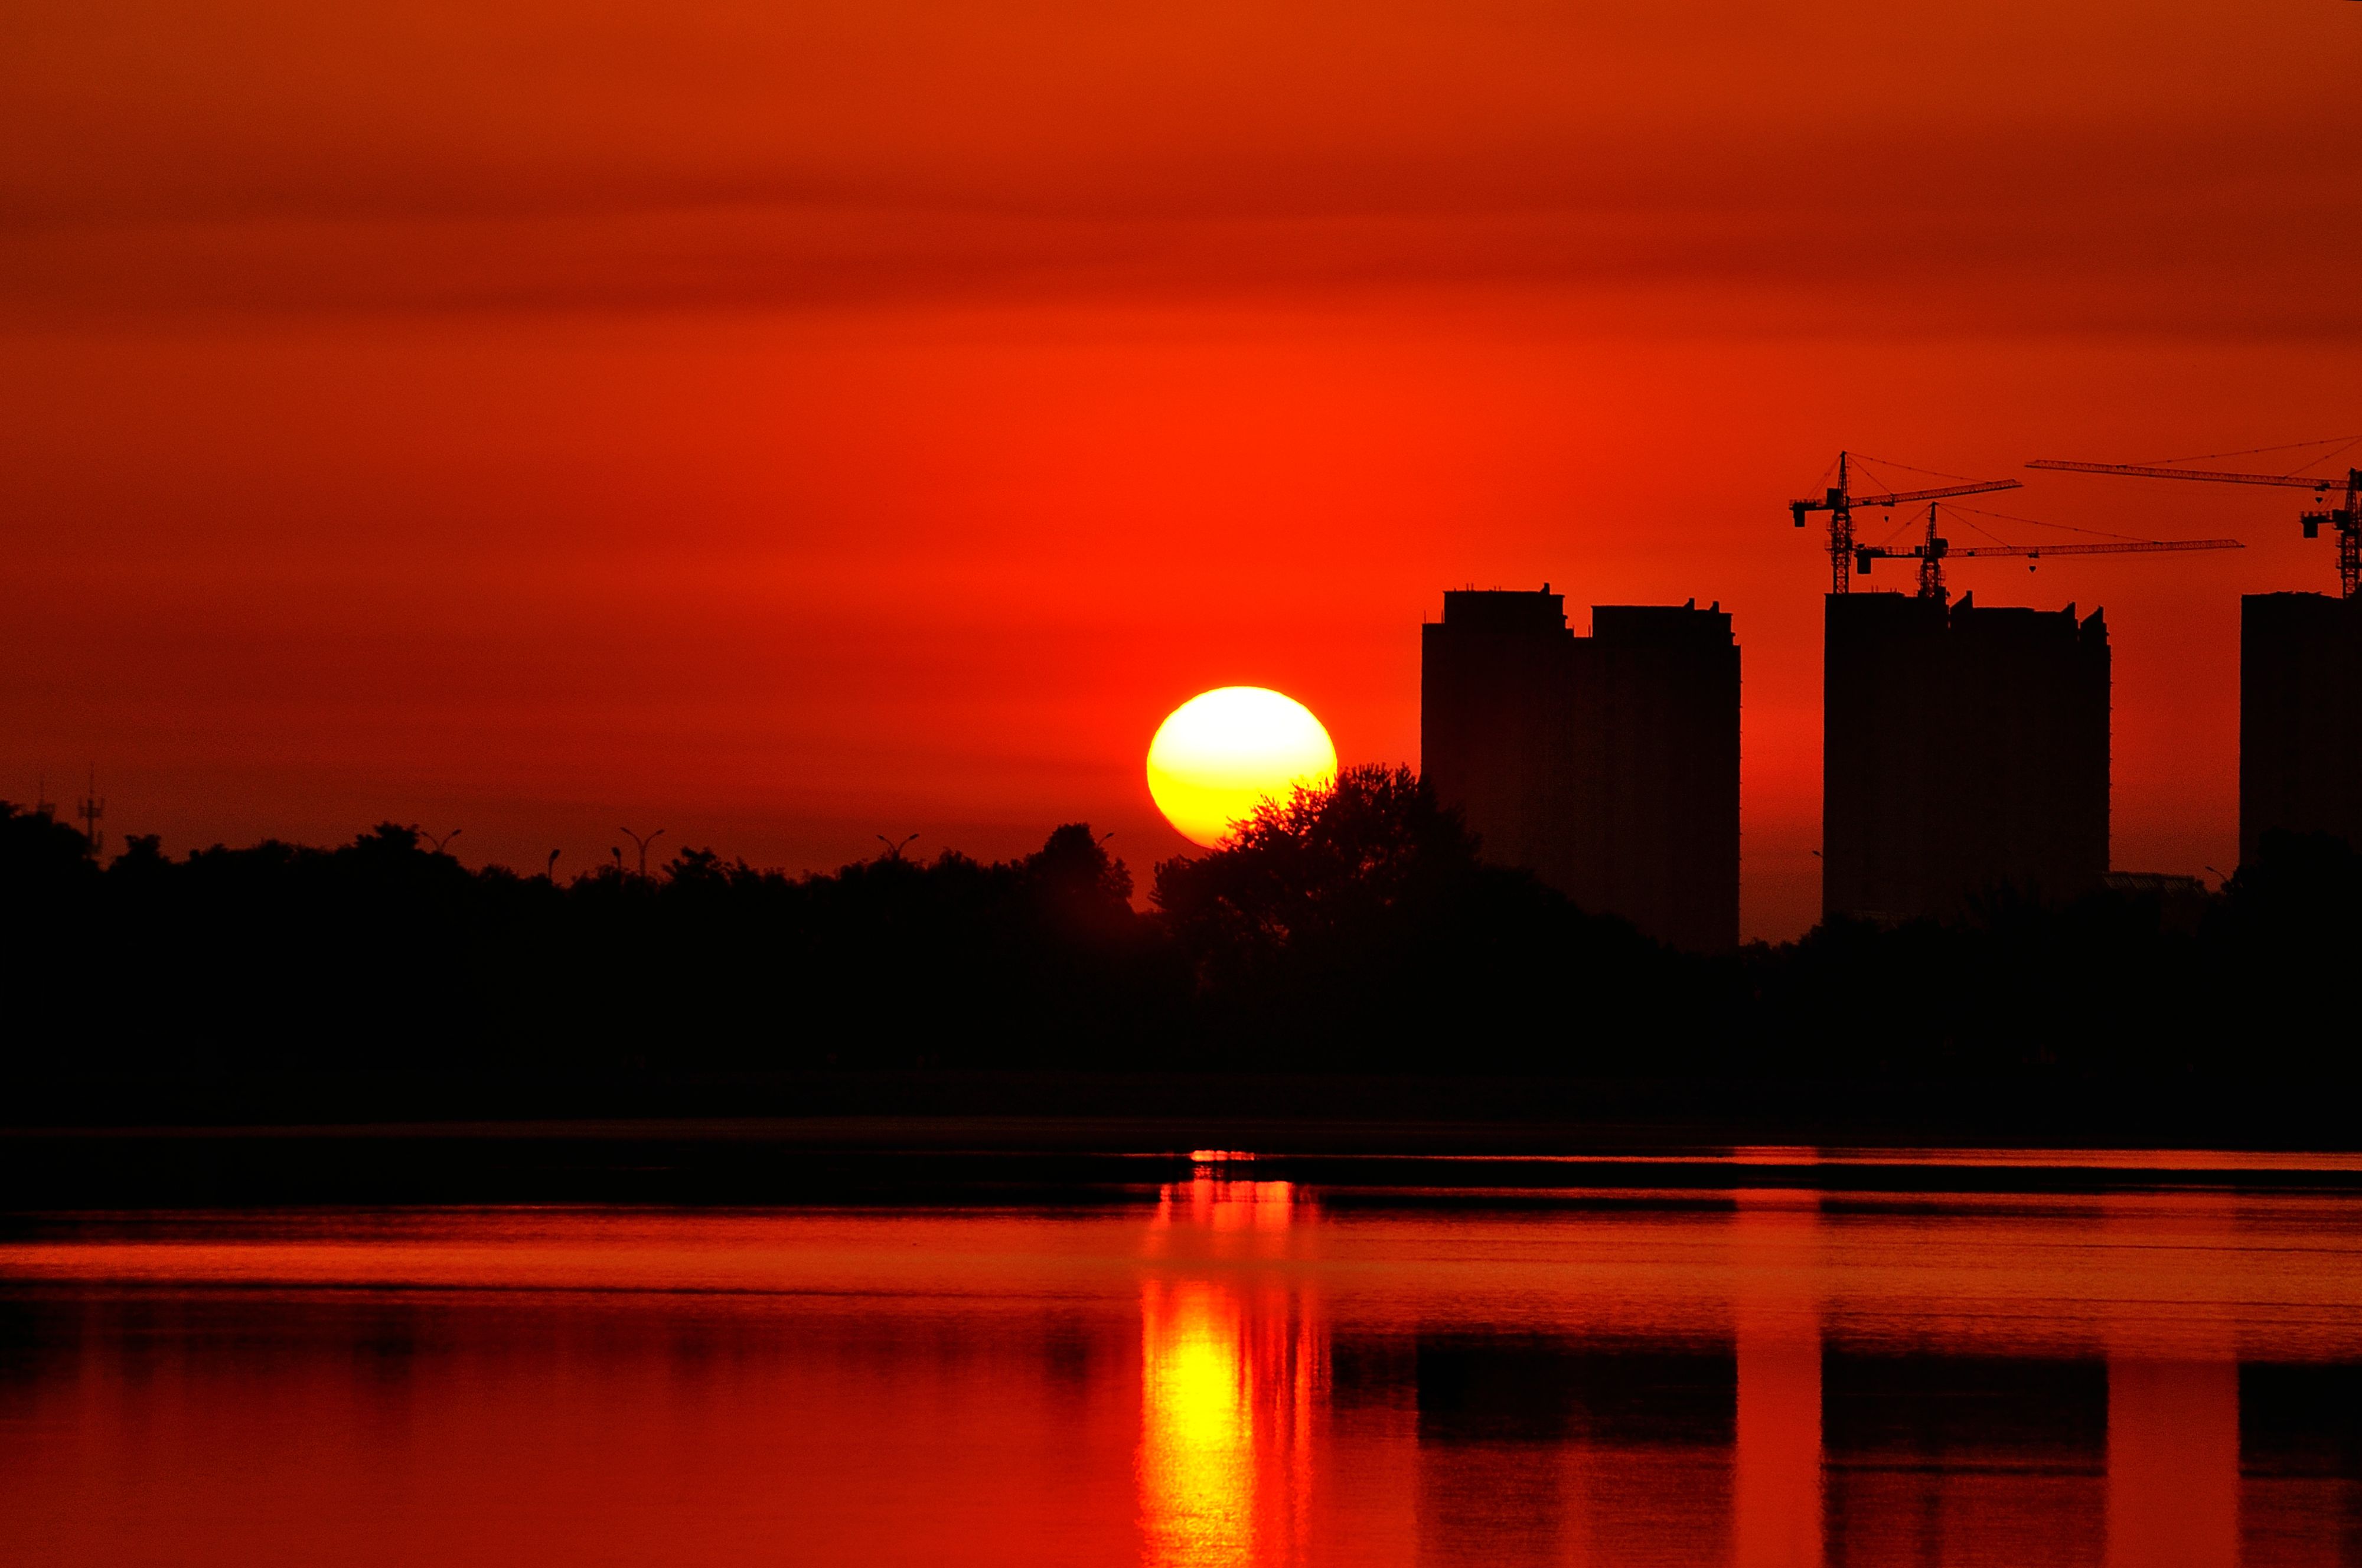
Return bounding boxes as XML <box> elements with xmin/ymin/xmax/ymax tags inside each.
<box><xmin>3</xmin><ymin>0</ymin><xmax>2357</xmax><ymax>939</ymax></box>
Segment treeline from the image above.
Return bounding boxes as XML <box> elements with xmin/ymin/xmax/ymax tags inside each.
<box><xmin>2</xmin><ymin>766</ymin><xmax>2356</xmax><ymax>1092</ymax></box>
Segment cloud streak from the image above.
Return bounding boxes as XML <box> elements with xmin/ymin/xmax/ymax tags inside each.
<box><xmin>3</xmin><ymin>1</ymin><xmax>2355</xmax><ymax>330</ymax></box>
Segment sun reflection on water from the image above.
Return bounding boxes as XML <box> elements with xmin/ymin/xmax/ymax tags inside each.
<box><xmin>1158</xmin><ymin>1171</ymin><xmax>1299</xmax><ymax>1233</ymax></box>
<box><xmin>1137</xmin><ymin>1172</ymin><xmax>1322</xmax><ymax>1568</ymax></box>
<box><xmin>1140</xmin><ymin>1280</ymin><xmax>1258</xmax><ymax>1566</ymax></box>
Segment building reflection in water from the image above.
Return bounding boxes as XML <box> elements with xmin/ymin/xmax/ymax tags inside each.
<box><xmin>2103</xmin><ymin>1192</ymin><xmax>2241</xmax><ymax>1568</ymax></box>
<box><xmin>1734</xmin><ymin>1187</ymin><xmax>1824</xmax><ymax>1568</ymax></box>
<box><xmin>2107</xmin><ymin>1360</ymin><xmax>2239</xmax><ymax>1568</ymax></box>
<box><xmin>1138</xmin><ymin>1168</ymin><xmax>1323</xmax><ymax>1568</ymax></box>
<box><xmin>1412</xmin><ymin>1334</ymin><xmax>1737</xmax><ymax>1567</ymax></box>
<box><xmin>1130</xmin><ymin>1175</ymin><xmax>2306</xmax><ymax>1568</ymax></box>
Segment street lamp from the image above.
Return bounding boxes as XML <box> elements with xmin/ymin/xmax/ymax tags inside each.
<box><xmin>619</xmin><ymin>826</ymin><xmax>665</xmax><ymax>880</ymax></box>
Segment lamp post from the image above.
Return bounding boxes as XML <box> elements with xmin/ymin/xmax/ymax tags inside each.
<box><xmin>620</xmin><ymin>826</ymin><xmax>665</xmax><ymax>880</ymax></box>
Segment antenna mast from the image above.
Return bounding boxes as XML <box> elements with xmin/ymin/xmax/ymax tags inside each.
<box><xmin>76</xmin><ymin>768</ymin><xmax>105</xmax><ymax>860</ymax></box>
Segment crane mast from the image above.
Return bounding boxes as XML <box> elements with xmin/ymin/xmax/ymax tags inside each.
<box><xmin>1788</xmin><ymin>452</ymin><xmax>2021</xmax><ymax>594</ymax></box>
<box><xmin>1849</xmin><ymin>502</ymin><xmax>2243</xmax><ymax>602</ymax></box>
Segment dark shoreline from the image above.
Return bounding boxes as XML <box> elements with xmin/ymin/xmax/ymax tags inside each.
<box><xmin>6</xmin><ymin>1069</ymin><xmax>2358</xmax><ymax>1209</ymax></box>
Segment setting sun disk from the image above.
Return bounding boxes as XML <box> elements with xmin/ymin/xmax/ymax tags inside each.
<box><xmin>1146</xmin><ymin>688</ymin><xmax>1337</xmax><ymax>848</ymax></box>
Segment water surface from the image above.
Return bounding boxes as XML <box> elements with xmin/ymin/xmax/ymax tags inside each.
<box><xmin>4</xmin><ymin>1163</ymin><xmax>2358</xmax><ymax>1566</ymax></box>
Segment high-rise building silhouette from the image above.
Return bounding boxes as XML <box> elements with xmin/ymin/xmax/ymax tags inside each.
<box><xmin>1823</xmin><ymin>592</ymin><xmax>2109</xmax><ymax>923</ymax></box>
<box><xmin>2241</xmin><ymin>592</ymin><xmax>2362</xmax><ymax>863</ymax></box>
<box><xmin>1422</xmin><ymin>588</ymin><xmax>1740</xmax><ymax>952</ymax></box>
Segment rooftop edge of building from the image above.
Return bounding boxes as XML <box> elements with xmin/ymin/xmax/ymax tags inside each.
<box><xmin>1592</xmin><ymin>601</ymin><xmax>1732</xmax><ymax>648</ymax></box>
<box><xmin>2244</xmin><ymin>590</ymin><xmax>2362</xmax><ymax>623</ymax></box>
<box><xmin>1438</xmin><ymin>587</ymin><xmax>1568</xmax><ymax>634</ymax></box>
<box><xmin>1438</xmin><ymin>588</ymin><xmax>1732</xmax><ymax>644</ymax></box>
<box><xmin>1827</xmin><ymin>589</ymin><xmax>2105</xmax><ymax>641</ymax></box>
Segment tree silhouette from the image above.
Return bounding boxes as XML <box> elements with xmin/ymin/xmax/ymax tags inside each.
<box><xmin>1154</xmin><ymin>766</ymin><xmax>1692</xmax><ymax>1070</ymax></box>
<box><xmin>2</xmin><ymin>792</ymin><xmax>2359</xmax><ymax>1115</ymax></box>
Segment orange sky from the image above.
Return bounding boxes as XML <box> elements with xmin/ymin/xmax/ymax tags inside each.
<box><xmin>3</xmin><ymin>0</ymin><xmax>2357</xmax><ymax>939</ymax></box>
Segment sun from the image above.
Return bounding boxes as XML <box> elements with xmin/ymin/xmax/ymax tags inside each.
<box><xmin>1147</xmin><ymin>687</ymin><xmax>1337</xmax><ymax>848</ymax></box>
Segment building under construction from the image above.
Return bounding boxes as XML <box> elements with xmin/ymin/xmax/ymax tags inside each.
<box><xmin>2021</xmin><ymin>447</ymin><xmax>2360</xmax><ymax>865</ymax></box>
<box><xmin>2242</xmin><ymin>592</ymin><xmax>2362</xmax><ymax>862</ymax></box>
<box><xmin>1823</xmin><ymin>592</ymin><xmax>2110</xmax><ymax>923</ymax></box>
<box><xmin>1421</xmin><ymin>588</ymin><xmax>1739</xmax><ymax>953</ymax></box>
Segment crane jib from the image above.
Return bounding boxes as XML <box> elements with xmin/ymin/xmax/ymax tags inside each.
<box><xmin>2028</xmin><ymin>460</ymin><xmax>2361</xmax><ymax>492</ymax></box>
<box><xmin>2022</xmin><ymin>456</ymin><xmax>2360</xmax><ymax>599</ymax></box>
<box><xmin>1789</xmin><ymin>479</ymin><xmax>2021</xmax><ymax>512</ymax></box>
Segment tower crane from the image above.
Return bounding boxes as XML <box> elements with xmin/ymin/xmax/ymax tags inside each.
<box><xmin>1789</xmin><ymin>451</ymin><xmax>2020</xmax><ymax>594</ymax></box>
<box><xmin>1853</xmin><ymin>502</ymin><xmax>2243</xmax><ymax>603</ymax></box>
<box><xmin>2028</xmin><ymin>458</ymin><xmax>2362</xmax><ymax>599</ymax></box>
